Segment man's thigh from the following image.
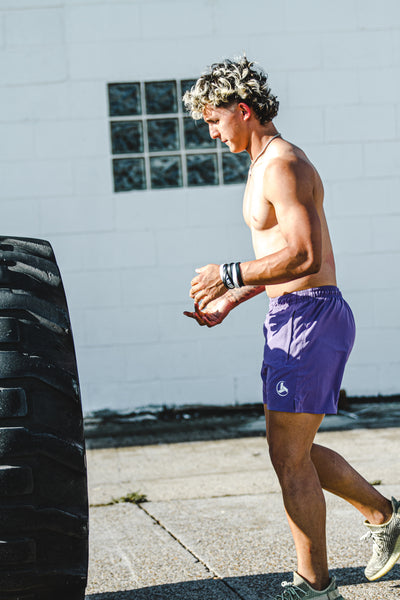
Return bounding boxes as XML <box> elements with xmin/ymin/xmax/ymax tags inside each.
<box><xmin>264</xmin><ymin>406</ymin><xmax>324</xmax><ymax>458</ymax></box>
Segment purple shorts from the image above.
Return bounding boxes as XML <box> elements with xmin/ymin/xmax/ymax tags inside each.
<box><xmin>261</xmin><ymin>286</ymin><xmax>355</xmax><ymax>414</ymax></box>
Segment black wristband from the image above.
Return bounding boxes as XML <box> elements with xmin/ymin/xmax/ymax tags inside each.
<box><xmin>221</xmin><ymin>263</ymin><xmax>234</xmax><ymax>289</ymax></box>
<box><xmin>220</xmin><ymin>262</ymin><xmax>244</xmax><ymax>289</ymax></box>
<box><xmin>235</xmin><ymin>262</ymin><xmax>245</xmax><ymax>287</ymax></box>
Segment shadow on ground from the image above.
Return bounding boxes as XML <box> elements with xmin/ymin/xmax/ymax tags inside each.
<box><xmin>86</xmin><ymin>566</ymin><xmax>400</xmax><ymax>599</ymax></box>
<box><xmin>85</xmin><ymin>398</ymin><xmax>400</xmax><ymax>449</ymax></box>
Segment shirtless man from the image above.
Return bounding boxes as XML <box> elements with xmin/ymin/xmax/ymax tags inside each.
<box><xmin>183</xmin><ymin>57</ymin><xmax>400</xmax><ymax>600</ymax></box>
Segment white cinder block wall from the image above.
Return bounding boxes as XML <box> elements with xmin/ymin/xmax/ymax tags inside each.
<box><xmin>1</xmin><ymin>0</ymin><xmax>399</xmax><ymax>413</ymax></box>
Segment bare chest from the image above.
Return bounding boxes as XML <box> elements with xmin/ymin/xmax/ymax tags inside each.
<box><xmin>243</xmin><ymin>170</ymin><xmax>277</xmax><ymax>231</ymax></box>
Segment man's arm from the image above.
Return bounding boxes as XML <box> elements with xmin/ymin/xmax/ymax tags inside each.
<box><xmin>241</xmin><ymin>158</ymin><xmax>321</xmax><ymax>285</ymax></box>
<box><xmin>184</xmin><ymin>285</ymin><xmax>264</xmax><ymax>328</ymax></box>
<box><xmin>190</xmin><ymin>157</ymin><xmax>322</xmax><ymax>308</ymax></box>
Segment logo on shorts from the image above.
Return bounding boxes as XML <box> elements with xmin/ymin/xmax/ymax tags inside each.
<box><xmin>276</xmin><ymin>381</ymin><xmax>289</xmax><ymax>397</ymax></box>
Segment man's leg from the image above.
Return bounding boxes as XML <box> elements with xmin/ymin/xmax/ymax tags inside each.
<box><xmin>265</xmin><ymin>407</ymin><xmax>392</xmax><ymax>525</ymax></box>
<box><xmin>265</xmin><ymin>406</ymin><xmax>396</xmax><ymax>589</ymax></box>
<box><xmin>265</xmin><ymin>409</ymin><xmax>329</xmax><ymax>591</ymax></box>
<box><xmin>310</xmin><ymin>443</ymin><xmax>392</xmax><ymax>524</ymax></box>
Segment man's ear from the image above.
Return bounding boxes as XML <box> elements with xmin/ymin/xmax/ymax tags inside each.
<box><xmin>238</xmin><ymin>102</ymin><xmax>251</xmax><ymax>121</ymax></box>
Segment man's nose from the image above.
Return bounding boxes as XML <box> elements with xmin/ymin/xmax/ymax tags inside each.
<box><xmin>209</xmin><ymin>125</ymin><xmax>220</xmax><ymax>139</ymax></box>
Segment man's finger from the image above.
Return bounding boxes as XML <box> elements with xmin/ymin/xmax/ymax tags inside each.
<box><xmin>202</xmin><ymin>314</ymin><xmax>214</xmax><ymax>327</ymax></box>
<box><xmin>194</xmin><ymin>289</ymin><xmax>207</xmax><ymax>304</ymax></box>
<box><xmin>194</xmin><ymin>303</ymin><xmax>209</xmax><ymax>325</ymax></box>
<box><xmin>199</xmin><ymin>293</ymin><xmax>213</xmax><ymax>310</ymax></box>
<box><xmin>190</xmin><ymin>281</ymin><xmax>203</xmax><ymax>297</ymax></box>
<box><xmin>194</xmin><ymin>302</ymin><xmax>203</xmax><ymax>315</ymax></box>
<box><xmin>183</xmin><ymin>310</ymin><xmax>205</xmax><ymax>326</ymax></box>
<box><xmin>183</xmin><ymin>310</ymin><xmax>199</xmax><ymax>321</ymax></box>
<box><xmin>190</xmin><ymin>285</ymin><xmax>201</xmax><ymax>299</ymax></box>
<box><xmin>194</xmin><ymin>303</ymin><xmax>207</xmax><ymax>323</ymax></box>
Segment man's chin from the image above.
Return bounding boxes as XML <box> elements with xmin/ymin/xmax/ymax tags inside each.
<box><xmin>225</xmin><ymin>142</ymin><xmax>246</xmax><ymax>154</ymax></box>
<box><xmin>229</xmin><ymin>147</ymin><xmax>244</xmax><ymax>154</ymax></box>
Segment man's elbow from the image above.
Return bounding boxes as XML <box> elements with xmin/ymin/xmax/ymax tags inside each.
<box><xmin>304</xmin><ymin>253</ymin><xmax>321</xmax><ymax>275</ymax></box>
<box><xmin>309</xmin><ymin>260</ymin><xmax>322</xmax><ymax>275</ymax></box>
<box><xmin>297</xmin><ymin>249</ymin><xmax>321</xmax><ymax>276</ymax></box>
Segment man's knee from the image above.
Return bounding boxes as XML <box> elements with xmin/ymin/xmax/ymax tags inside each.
<box><xmin>268</xmin><ymin>441</ymin><xmax>307</xmax><ymax>477</ymax></box>
<box><xmin>266</xmin><ymin>410</ymin><xmax>323</xmax><ymax>474</ymax></box>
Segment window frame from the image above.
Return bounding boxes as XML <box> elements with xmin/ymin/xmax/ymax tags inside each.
<box><xmin>108</xmin><ymin>79</ymin><xmax>249</xmax><ymax>192</ymax></box>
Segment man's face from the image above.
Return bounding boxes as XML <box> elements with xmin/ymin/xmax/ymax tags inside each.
<box><xmin>202</xmin><ymin>104</ymin><xmax>248</xmax><ymax>153</ymax></box>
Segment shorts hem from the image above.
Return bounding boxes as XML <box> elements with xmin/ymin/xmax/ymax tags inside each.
<box><xmin>263</xmin><ymin>403</ymin><xmax>337</xmax><ymax>416</ymax></box>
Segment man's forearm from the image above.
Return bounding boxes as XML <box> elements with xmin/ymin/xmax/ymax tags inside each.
<box><xmin>240</xmin><ymin>245</ymin><xmax>320</xmax><ymax>286</ymax></box>
<box><xmin>225</xmin><ymin>285</ymin><xmax>265</xmax><ymax>307</ymax></box>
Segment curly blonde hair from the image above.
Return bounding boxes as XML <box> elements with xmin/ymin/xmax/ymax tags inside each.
<box><xmin>183</xmin><ymin>56</ymin><xmax>279</xmax><ymax>124</ymax></box>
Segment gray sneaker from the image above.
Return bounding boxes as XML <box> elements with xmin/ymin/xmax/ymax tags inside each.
<box><xmin>271</xmin><ymin>572</ymin><xmax>346</xmax><ymax>599</ymax></box>
<box><xmin>363</xmin><ymin>496</ymin><xmax>400</xmax><ymax>581</ymax></box>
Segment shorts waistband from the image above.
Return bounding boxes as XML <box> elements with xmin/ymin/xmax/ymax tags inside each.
<box><xmin>269</xmin><ymin>286</ymin><xmax>342</xmax><ymax>308</ymax></box>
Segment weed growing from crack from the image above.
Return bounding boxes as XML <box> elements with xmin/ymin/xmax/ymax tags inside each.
<box><xmin>108</xmin><ymin>491</ymin><xmax>148</xmax><ymax>505</ymax></box>
<box><xmin>91</xmin><ymin>491</ymin><xmax>148</xmax><ymax>508</ymax></box>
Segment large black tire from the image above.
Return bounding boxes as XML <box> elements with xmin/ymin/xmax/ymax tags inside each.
<box><xmin>0</xmin><ymin>237</ymin><xmax>88</xmax><ymax>600</ymax></box>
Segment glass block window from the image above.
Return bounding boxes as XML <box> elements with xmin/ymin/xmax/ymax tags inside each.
<box><xmin>108</xmin><ymin>79</ymin><xmax>250</xmax><ymax>192</ymax></box>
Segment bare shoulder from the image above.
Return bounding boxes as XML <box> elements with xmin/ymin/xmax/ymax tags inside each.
<box><xmin>264</xmin><ymin>139</ymin><xmax>316</xmax><ymax>180</ymax></box>
<box><xmin>263</xmin><ymin>139</ymin><xmax>322</xmax><ymax>202</ymax></box>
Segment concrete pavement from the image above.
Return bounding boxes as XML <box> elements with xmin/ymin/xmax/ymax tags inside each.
<box><xmin>84</xmin><ymin>426</ymin><xmax>400</xmax><ymax>599</ymax></box>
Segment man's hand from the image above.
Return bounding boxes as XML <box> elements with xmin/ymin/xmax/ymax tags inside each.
<box><xmin>189</xmin><ymin>264</ymin><xmax>226</xmax><ymax>309</ymax></box>
<box><xmin>183</xmin><ymin>296</ymin><xmax>233</xmax><ymax>328</ymax></box>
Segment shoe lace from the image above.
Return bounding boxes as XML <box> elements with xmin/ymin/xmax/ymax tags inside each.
<box><xmin>274</xmin><ymin>582</ymin><xmax>307</xmax><ymax>599</ymax></box>
<box><xmin>360</xmin><ymin>530</ymin><xmax>385</xmax><ymax>553</ymax></box>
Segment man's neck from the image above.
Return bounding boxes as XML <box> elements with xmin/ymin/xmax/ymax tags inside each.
<box><xmin>247</xmin><ymin>122</ymin><xmax>279</xmax><ymax>160</ymax></box>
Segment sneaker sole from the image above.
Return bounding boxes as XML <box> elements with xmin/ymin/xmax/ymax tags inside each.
<box><xmin>366</xmin><ymin>534</ymin><xmax>400</xmax><ymax>581</ymax></box>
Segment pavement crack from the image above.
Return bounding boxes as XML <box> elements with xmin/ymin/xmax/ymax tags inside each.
<box><xmin>138</xmin><ymin>503</ymin><xmax>247</xmax><ymax>600</ymax></box>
